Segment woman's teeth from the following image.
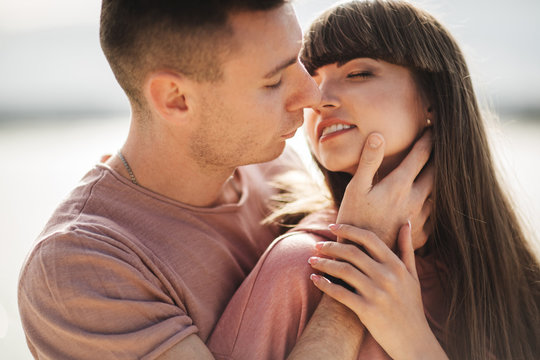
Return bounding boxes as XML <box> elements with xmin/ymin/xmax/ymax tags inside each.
<box><xmin>321</xmin><ymin>123</ymin><xmax>355</xmax><ymax>137</ymax></box>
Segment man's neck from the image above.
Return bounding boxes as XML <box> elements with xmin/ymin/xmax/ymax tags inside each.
<box><xmin>109</xmin><ymin>122</ymin><xmax>239</xmax><ymax>208</ymax></box>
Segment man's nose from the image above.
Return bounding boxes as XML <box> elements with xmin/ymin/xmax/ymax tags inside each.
<box><xmin>287</xmin><ymin>63</ymin><xmax>321</xmax><ymax>111</ymax></box>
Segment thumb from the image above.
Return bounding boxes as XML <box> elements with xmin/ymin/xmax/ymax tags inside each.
<box><xmin>351</xmin><ymin>133</ymin><xmax>385</xmax><ymax>192</ymax></box>
<box><xmin>398</xmin><ymin>220</ymin><xmax>418</xmax><ymax>280</ymax></box>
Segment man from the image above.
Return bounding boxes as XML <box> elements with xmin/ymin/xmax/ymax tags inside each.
<box><xmin>18</xmin><ymin>1</ymin><xmax>431</xmax><ymax>359</ymax></box>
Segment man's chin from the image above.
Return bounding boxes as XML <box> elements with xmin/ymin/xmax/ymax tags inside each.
<box><xmin>248</xmin><ymin>142</ymin><xmax>287</xmax><ymax>165</ymax></box>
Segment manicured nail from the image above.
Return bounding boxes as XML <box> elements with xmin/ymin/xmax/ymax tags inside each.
<box><xmin>315</xmin><ymin>242</ymin><xmax>325</xmax><ymax>250</ymax></box>
<box><xmin>328</xmin><ymin>223</ymin><xmax>341</xmax><ymax>231</ymax></box>
<box><xmin>310</xmin><ymin>274</ymin><xmax>321</xmax><ymax>282</ymax></box>
<box><xmin>308</xmin><ymin>256</ymin><xmax>319</xmax><ymax>265</ymax></box>
<box><xmin>407</xmin><ymin>219</ymin><xmax>412</xmax><ymax>230</ymax></box>
<box><xmin>368</xmin><ymin>134</ymin><xmax>382</xmax><ymax>148</ymax></box>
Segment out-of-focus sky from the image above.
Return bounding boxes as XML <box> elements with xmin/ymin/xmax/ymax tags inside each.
<box><xmin>0</xmin><ymin>1</ymin><xmax>99</xmax><ymax>31</ymax></box>
<box><xmin>0</xmin><ymin>0</ymin><xmax>539</xmax><ymax>119</ymax></box>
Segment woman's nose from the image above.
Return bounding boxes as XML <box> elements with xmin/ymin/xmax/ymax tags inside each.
<box><xmin>313</xmin><ymin>82</ymin><xmax>340</xmax><ymax>113</ymax></box>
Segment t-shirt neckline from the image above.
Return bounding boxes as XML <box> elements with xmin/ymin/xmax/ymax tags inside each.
<box><xmin>95</xmin><ymin>163</ymin><xmax>250</xmax><ymax>213</ymax></box>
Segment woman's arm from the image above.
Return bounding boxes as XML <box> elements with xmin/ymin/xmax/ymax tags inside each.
<box><xmin>309</xmin><ymin>223</ymin><xmax>448</xmax><ymax>360</ymax></box>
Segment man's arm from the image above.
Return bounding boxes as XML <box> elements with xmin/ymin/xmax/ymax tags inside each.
<box><xmin>158</xmin><ymin>299</ymin><xmax>363</xmax><ymax>360</ymax></box>
<box><xmin>287</xmin><ymin>295</ymin><xmax>365</xmax><ymax>360</ymax></box>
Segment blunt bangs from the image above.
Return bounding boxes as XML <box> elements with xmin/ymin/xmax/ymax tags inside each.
<box><xmin>301</xmin><ymin>0</ymin><xmax>455</xmax><ymax>75</ymax></box>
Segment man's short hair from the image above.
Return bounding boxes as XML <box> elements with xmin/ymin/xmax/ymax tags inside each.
<box><xmin>100</xmin><ymin>0</ymin><xmax>287</xmax><ymax>108</ymax></box>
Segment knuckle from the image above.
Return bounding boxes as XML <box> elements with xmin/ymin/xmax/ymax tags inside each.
<box><xmin>343</xmin><ymin>243</ymin><xmax>362</xmax><ymax>259</ymax></box>
<box><xmin>394</xmin><ymin>261</ymin><xmax>408</xmax><ymax>277</ymax></box>
<box><xmin>339</xmin><ymin>224</ymin><xmax>354</xmax><ymax>234</ymax></box>
<box><xmin>333</xmin><ymin>283</ymin><xmax>350</xmax><ymax>297</ymax></box>
<box><xmin>319</xmin><ymin>241</ymin><xmax>332</xmax><ymax>252</ymax></box>
<box><xmin>380</xmin><ymin>268</ymin><xmax>399</xmax><ymax>287</ymax></box>
<box><xmin>350</xmin><ymin>245</ymin><xmax>366</xmax><ymax>259</ymax></box>
<box><xmin>365</xmin><ymin>231</ymin><xmax>380</xmax><ymax>247</ymax></box>
<box><xmin>340</xmin><ymin>262</ymin><xmax>356</xmax><ymax>277</ymax></box>
<box><xmin>371</xmin><ymin>288</ymin><xmax>388</xmax><ymax>304</ymax></box>
<box><xmin>362</xmin><ymin>153</ymin><xmax>380</xmax><ymax>166</ymax></box>
<box><xmin>392</xmin><ymin>183</ymin><xmax>410</xmax><ymax>200</ymax></box>
<box><xmin>319</xmin><ymin>241</ymin><xmax>337</xmax><ymax>255</ymax></box>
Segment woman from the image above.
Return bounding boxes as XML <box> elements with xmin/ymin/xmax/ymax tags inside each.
<box><xmin>208</xmin><ymin>1</ymin><xmax>540</xmax><ymax>359</ymax></box>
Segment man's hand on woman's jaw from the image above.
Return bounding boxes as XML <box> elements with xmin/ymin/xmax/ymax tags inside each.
<box><xmin>336</xmin><ymin>130</ymin><xmax>433</xmax><ymax>250</ymax></box>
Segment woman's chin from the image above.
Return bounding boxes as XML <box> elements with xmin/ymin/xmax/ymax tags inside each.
<box><xmin>322</xmin><ymin>151</ymin><xmax>408</xmax><ymax>179</ymax></box>
<box><xmin>323</xmin><ymin>162</ymin><xmax>358</xmax><ymax>175</ymax></box>
<box><xmin>342</xmin><ymin>165</ymin><xmax>358</xmax><ymax>175</ymax></box>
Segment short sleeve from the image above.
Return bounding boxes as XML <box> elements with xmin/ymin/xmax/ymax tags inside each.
<box><xmin>18</xmin><ymin>230</ymin><xmax>196</xmax><ymax>360</ymax></box>
<box><xmin>208</xmin><ymin>231</ymin><xmax>325</xmax><ymax>360</ymax></box>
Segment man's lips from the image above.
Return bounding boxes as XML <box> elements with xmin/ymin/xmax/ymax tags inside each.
<box><xmin>282</xmin><ymin>119</ymin><xmax>304</xmax><ymax>139</ymax></box>
<box><xmin>316</xmin><ymin>118</ymin><xmax>356</xmax><ymax>140</ymax></box>
<box><xmin>282</xmin><ymin>128</ymin><xmax>298</xmax><ymax>139</ymax></box>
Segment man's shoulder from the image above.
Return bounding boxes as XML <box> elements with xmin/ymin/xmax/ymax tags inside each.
<box><xmin>24</xmin><ymin>165</ymin><xmax>142</xmax><ymax>268</ymax></box>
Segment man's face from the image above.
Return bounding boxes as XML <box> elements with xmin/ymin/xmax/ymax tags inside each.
<box><xmin>188</xmin><ymin>4</ymin><xmax>320</xmax><ymax>169</ymax></box>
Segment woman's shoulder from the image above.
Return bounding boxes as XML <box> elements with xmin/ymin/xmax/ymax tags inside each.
<box><xmin>262</xmin><ymin>209</ymin><xmax>337</xmax><ymax>265</ymax></box>
<box><xmin>292</xmin><ymin>208</ymin><xmax>337</xmax><ymax>238</ymax></box>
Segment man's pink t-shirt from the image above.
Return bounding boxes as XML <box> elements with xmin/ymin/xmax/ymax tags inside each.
<box><xmin>18</xmin><ymin>148</ymin><xmax>303</xmax><ymax>359</ymax></box>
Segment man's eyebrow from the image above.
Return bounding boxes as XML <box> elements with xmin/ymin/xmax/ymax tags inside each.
<box><xmin>263</xmin><ymin>56</ymin><xmax>298</xmax><ymax>79</ymax></box>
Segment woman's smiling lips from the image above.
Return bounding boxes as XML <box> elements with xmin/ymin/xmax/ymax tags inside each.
<box><xmin>317</xmin><ymin>118</ymin><xmax>356</xmax><ymax>143</ymax></box>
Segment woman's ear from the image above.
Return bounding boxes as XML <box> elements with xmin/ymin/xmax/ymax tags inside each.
<box><xmin>145</xmin><ymin>71</ymin><xmax>190</xmax><ymax>122</ymax></box>
<box><xmin>425</xmin><ymin>106</ymin><xmax>435</xmax><ymax>127</ymax></box>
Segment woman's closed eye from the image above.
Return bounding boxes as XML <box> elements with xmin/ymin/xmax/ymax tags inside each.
<box><xmin>347</xmin><ymin>71</ymin><xmax>373</xmax><ymax>79</ymax></box>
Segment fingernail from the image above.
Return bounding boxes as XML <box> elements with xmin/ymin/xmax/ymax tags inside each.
<box><xmin>315</xmin><ymin>242</ymin><xmax>325</xmax><ymax>250</ymax></box>
<box><xmin>407</xmin><ymin>219</ymin><xmax>412</xmax><ymax>230</ymax></box>
<box><xmin>308</xmin><ymin>256</ymin><xmax>319</xmax><ymax>265</ymax></box>
<box><xmin>310</xmin><ymin>274</ymin><xmax>321</xmax><ymax>282</ymax></box>
<box><xmin>368</xmin><ymin>134</ymin><xmax>382</xmax><ymax>148</ymax></box>
<box><xmin>328</xmin><ymin>223</ymin><xmax>341</xmax><ymax>231</ymax></box>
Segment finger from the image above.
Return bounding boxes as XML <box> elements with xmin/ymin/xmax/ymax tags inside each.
<box><xmin>386</xmin><ymin>129</ymin><xmax>432</xmax><ymax>185</ymax></box>
<box><xmin>351</xmin><ymin>133</ymin><xmax>385</xmax><ymax>192</ymax></box>
<box><xmin>329</xmin><ymin>224</ymin><xmax>391</xmax><ymax>263</ymax></box>
<box><xmin>309</xmin><ymin>256</ymin><xmax>372</xmax><ymax>291</ymax></box>
<box><xmin>398</xmin><ymin>221</ymin><xmax>418</xmax><ymax>280</ymax></box>
<box><xmin>310</xmin><ymin>273</ymin><xmax>366</xmax><ymax>314</ymax></box>
<box><xmin>422</xmin><ymin>215</ymin><xmax>433</xmax><ymax>243</ymax></box>
<box><xmin>413</xmin><ymin>163</ymin><xmax>434</xmax><ymax>201</ymax></box>
<box><xmin>315</xmin><ymin>241</ymin><xmax>378</xmax><ymax>277</ymax></box>
<box><xmin>409</xmin><ymin>193</ymin><xmax>433</xmax><ymax>250</ymax></box>
<box><xmin>421</xmin><ymin>197</ymin><xmax>432</xmax><ymax>225</ymax></box>
<box><xmin>410</xmin><ymin>199</ymin><xmax>432</xmax><ymax>250</ymax></box>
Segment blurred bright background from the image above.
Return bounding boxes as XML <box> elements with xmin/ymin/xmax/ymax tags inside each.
<box><xmin>1</xmin><ymin>0</ymin><xmax>539</xmax><ymax>358</ymax></box>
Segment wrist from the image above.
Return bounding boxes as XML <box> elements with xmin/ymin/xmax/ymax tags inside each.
<box><xmin>406</xmin><ymin>334</ymin><xmax>448</xmax><ymax>360</ymax></box>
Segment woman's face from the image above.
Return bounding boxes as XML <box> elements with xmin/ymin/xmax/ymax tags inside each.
<box><xmin>305</xmin><ymin>58</ymin><xmax>429</xmax><ymax>176</ymax></box>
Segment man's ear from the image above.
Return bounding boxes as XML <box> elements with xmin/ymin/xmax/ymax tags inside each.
<box><xmin>145</xmin><ymin>71</ymin><xmax>190</xmax><ymax>122</ymax></box>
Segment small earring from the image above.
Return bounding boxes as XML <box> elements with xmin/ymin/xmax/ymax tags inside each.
<box><xmin>426</xmin><ymin>118</ymin><xmax>432</xmax><ymax>126</ymax></box>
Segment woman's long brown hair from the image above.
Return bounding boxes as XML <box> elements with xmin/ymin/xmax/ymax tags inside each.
<box><xmin>294</xmin><ymin>1</ymin><xmax>540</xmax><ymax>358</ymax></box>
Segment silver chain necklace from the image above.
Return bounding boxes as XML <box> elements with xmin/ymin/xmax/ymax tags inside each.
<box><xmin>117</xmin><ymin>151</ymin><xmax>138</xmax><ymax>185</ymax></box>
